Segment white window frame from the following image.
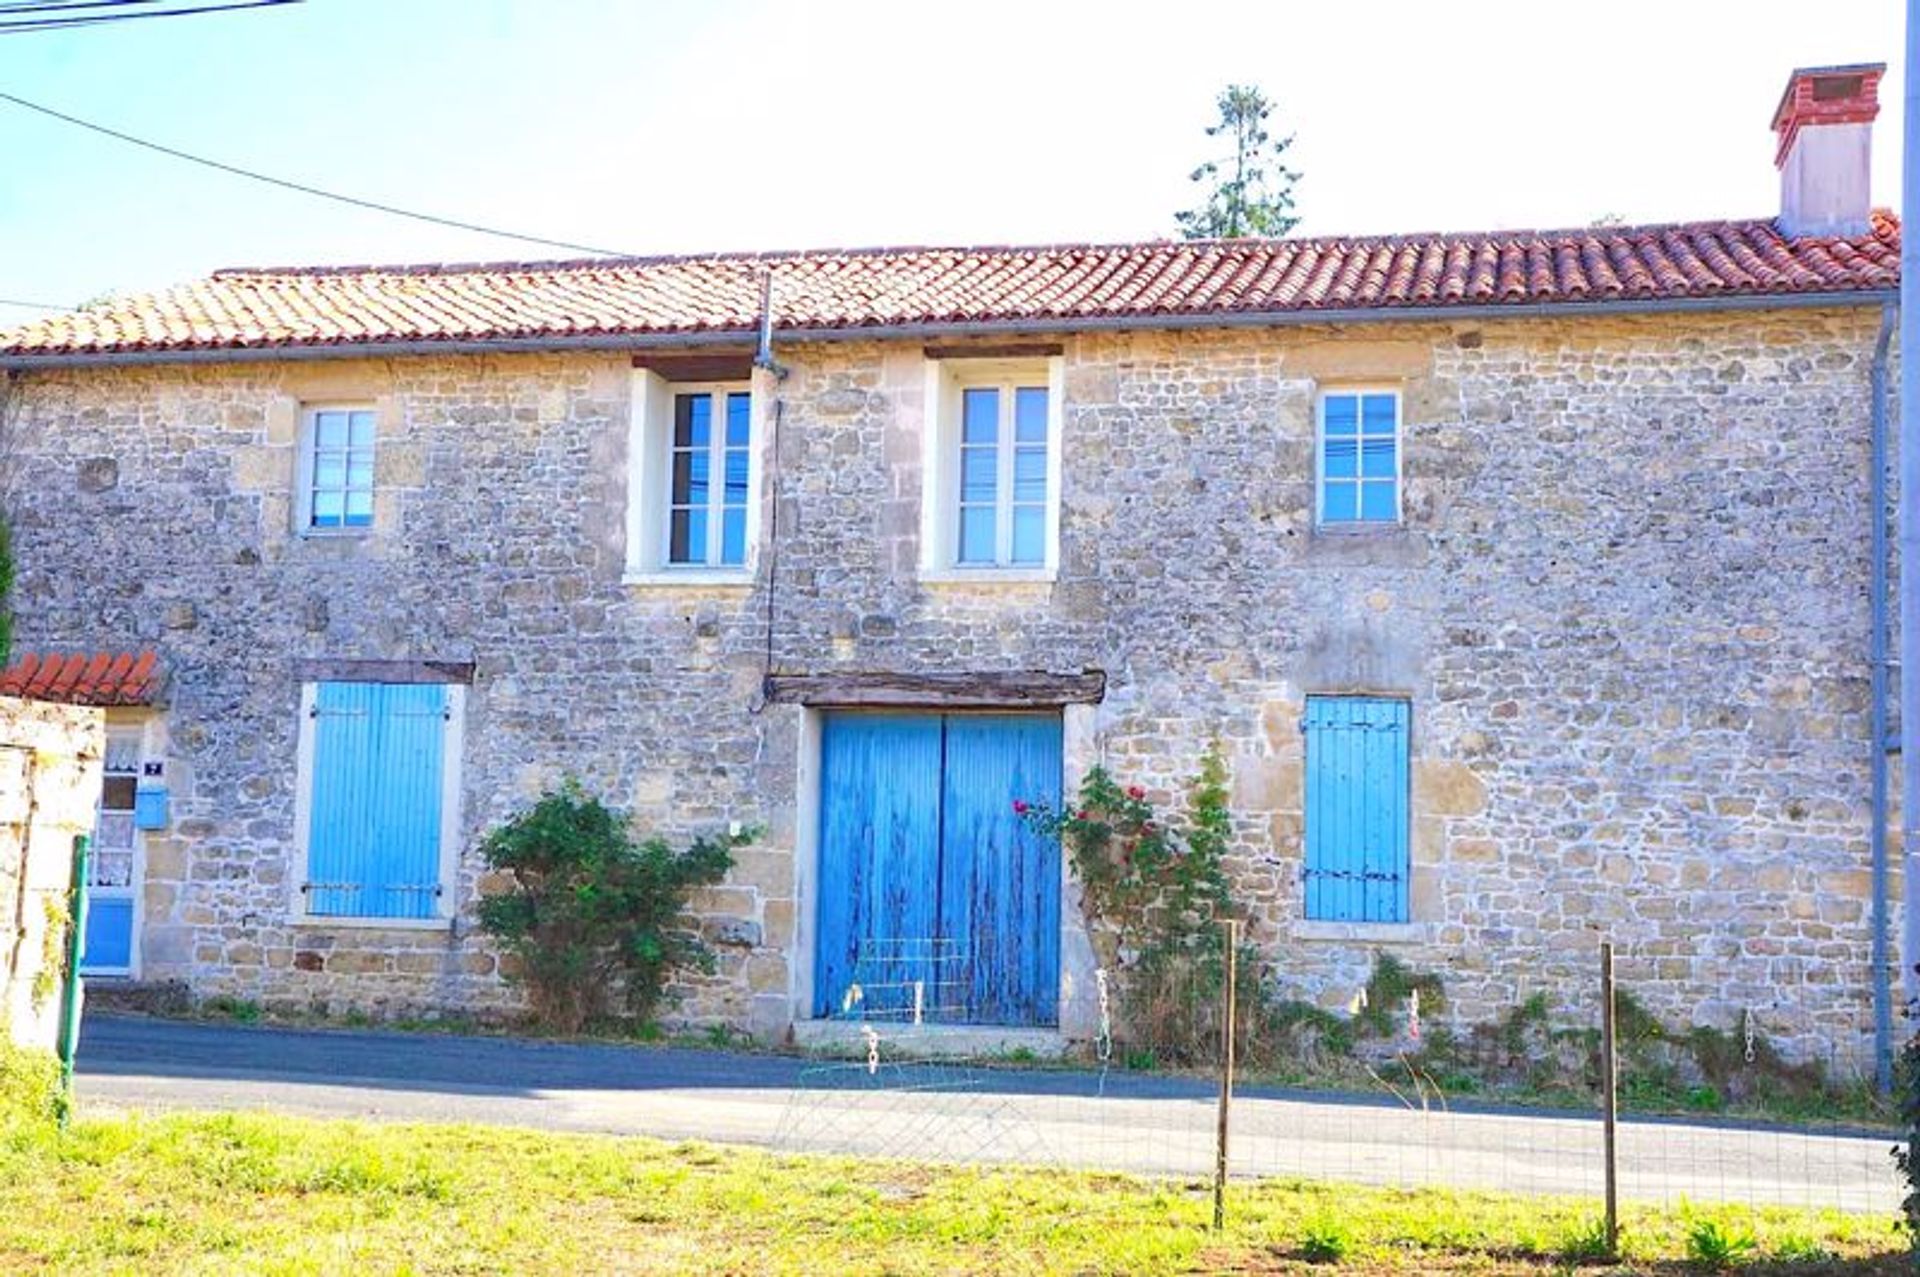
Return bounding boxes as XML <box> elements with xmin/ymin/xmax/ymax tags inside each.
<box><xmin>920</xmin><ymin>356</ymin><xmax>1064</xmax><ymax>582</ymax></box>
<box><xmin>288</xmin><ymin>681</ymin><xmax>465</xmax><ymax>930</ymax></box>
<box><xmin>294</xmin><ymin>403</ymin><xmax>378</xmax><ymax>535</ymax></box>
<box><xmin>625</xmin><ymin>371</ymin><xmax>763</xmax><ymax>585</ymax></box>
<box><xmin>1315</xmin><ymin>387</ymin><xmax>1403</xmax><ymax>529</ymax></box>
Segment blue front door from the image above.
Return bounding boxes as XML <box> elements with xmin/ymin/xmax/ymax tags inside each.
<box><xmin>814</xmin><ymin>712</ymin><xmax>1062</xmax><ymax>1026</ymax></box>
<box><xmin>80</xmin><ymin>729</ymin><xmax>141</xmax><ymax>975</ymax></box>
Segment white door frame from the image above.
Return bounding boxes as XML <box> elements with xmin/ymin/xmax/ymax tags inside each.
<box><xmin>82</xmin><ymin>715</ymin><xmax>151</xmax><ymax>978</ymax></box>
<box><xmin>789</xmin><ymin>702</ymin><xmax>1100</xmax><ymax>1031</ymax></box>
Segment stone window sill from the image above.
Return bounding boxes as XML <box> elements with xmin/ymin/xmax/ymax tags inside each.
<box><xmin>919</xmin><ymin>567</ymin><xmax>1056</xmax><ymax>587</ymax></box>
<box><xmin>286</xmin><ymin>914</ymin><xmax>453</xmax><ymax>932</ymax></box>
<box><xmin>1293</xmin><ymin>920</ymin><xmax>1432</xmax><ymax>945</ymax></box>
<box><xmin>1302</xmin><ymin>524</ymin><xmax>1427</xmax><ymax>568</ymax></box>
<box><xmin>623</xmin><ymin>570</ymin><xmax>754</xmax><ymax>590</ymax></box>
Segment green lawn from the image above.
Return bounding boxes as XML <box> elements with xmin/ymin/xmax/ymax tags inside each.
<box><xmin>0</xmin><ymin>1110</ymin><xmax>1906</xmax><ymax>1274</ymax></box>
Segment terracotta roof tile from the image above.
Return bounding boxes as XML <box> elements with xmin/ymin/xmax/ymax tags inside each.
<box><xmin>0</xmin><ymin>650</ymin><xmax>160</xmax><ymax>706</ymax></box>
<box><xmin>0</xmin><ymin>214</ymin><xmax>1898</xmax><ymax>360</ymax></box>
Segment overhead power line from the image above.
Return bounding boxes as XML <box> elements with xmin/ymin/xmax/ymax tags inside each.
<box><xmin>0</xmin><ymin>297</ymin><xmax>74</xmax><ymax>311</ymax></box>
<box><xmin>0</xmin><ymin>89</ymin><xmax>633</xmax><ymax>257</ymax></box>
<box><xmin>0</xmin><ymin>0</ymin><xmax>300</xmax><ymax>35</ymax></box>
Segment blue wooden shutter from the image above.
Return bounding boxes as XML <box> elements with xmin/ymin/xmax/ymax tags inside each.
<box><xmin>307</xmin><ymin>682</ymin><xmax>448</xmax><ymax>918</ymax></box>
<box><xmin>1304</xmin><ymin>696</ymin><xmax>1410</xmax><ymax>923</ymax></box>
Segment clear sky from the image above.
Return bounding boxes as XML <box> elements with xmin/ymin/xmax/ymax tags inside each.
<box><xmin>0</xmin><ymin>0</ymin><xmax>1905</xmax><ymax>322</ymax></box>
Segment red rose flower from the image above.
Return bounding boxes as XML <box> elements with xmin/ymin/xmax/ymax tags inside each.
<box><xmin>1012</xmin><ymin>799</ymin><xmax>1030</xmax><ymax>816</ymax></box>
<box><xmin>1127</xmin><ymin>785</ymin><xmax>1146</xmax><ymax>800</ymax></box>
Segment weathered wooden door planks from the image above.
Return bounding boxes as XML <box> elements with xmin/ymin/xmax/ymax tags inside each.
<box><xmin>815</xmin><ymin>711</ymin><xmax>1062</xmax><ymax>1025</ymax></box>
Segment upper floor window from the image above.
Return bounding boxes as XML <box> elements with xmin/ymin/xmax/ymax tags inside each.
<box><xmin>668</xmin><ymin>388</ymin><xmax>752</xmax><ymax>568</ymax></box>
<box><xmin>626</xmin><ymin>371</ymin><xmax>761</xmax><ymax>582</ymax></box>
<box><xmin>1317</xmin><ymin>390</ymin><xmax>1399</xmax><ymax>526</ymax></box>
<box><xmin>921</xmin><ymin>355</ymin><xmax>1064</xmax><ymax>578</ymax></box>
<box><xmin>958</xmin><ymin>384</ymin><xmax>1049</xmax><ymax>566</ymax></box>
<box><xmin>298</xmin><ymin>406</ymin><xmax>376</xmax><ymax>532</ymax></box>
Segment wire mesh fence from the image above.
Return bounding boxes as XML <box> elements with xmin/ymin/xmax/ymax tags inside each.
<box><xmin>770</xmin><ymin>929</ymin><xmax>1906</xmax><ymax>1231</ymax></box>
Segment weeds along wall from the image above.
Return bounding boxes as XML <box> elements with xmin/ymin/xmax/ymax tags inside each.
<box><xmin>2</xmin><ymin>306</ymin><xmax>1889</xmax><ymax>1051</ymax></box>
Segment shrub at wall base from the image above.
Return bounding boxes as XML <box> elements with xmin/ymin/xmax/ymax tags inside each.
<box><xmin>0</xmin><ymin>1031</ymin><xmax>61</xmax><ymax>1130</ymax></box>
<box><xmin>1895</xmin><ymin>1032</ymin><xmax>1920</xmax><ymax>1252</ymax></box>
<box><xmin>474</xmin><ymin>781</ymin><xmax>750</xmax><ymax>1034</ymax></box>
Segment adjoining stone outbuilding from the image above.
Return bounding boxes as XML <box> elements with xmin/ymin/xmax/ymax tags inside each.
<box><xmin>0</xmin><ymin>694</ymin><xmax>104</xmax><ymax>1054</ymax></box>
<box><xmin>0</xmin><ymin>64</ymin><xmax>1902</xmax><ymax>1059</ymax></box>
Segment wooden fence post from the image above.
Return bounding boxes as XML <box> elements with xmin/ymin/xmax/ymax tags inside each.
<box><xmin>1213</xmin><ymin>917</ymin><xmax>1239</xmax><ymax>1232</ymax></box>
<box><xmin>1600</xmin><ymin>940</ymin><xmax>1619</xmax><ymax>1258</ymax></box>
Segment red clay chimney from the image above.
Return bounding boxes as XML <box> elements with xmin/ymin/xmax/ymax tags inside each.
<box><xmin>1772</xmin><ymin>62</ymin><xmax>1884</xmax><ymax>237</ymax></box>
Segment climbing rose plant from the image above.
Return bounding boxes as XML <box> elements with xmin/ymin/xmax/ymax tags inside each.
<box><xmin>1017</xmin><ymin>747</ymin><xmax>1236</xmax><ymax>1057</ymax></box>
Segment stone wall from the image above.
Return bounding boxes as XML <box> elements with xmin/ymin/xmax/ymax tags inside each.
<box><xmin>0</xmin><ymin>695</ymin><xmax>103</xmax><ymax>1051</ymax></box>
<box><xmin>5</xmin><ymin>305</ymin><xmax>1890</xmax><ymax>1053</ymax></box>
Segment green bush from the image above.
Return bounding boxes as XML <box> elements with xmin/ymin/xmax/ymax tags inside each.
<box><xmin>32</xmin><ymin>895</ymin><xmax>67</xmax><ymax>1012</ymax></box>
<box><xmin>1555</xmin><ymin>1216</ymin><xmax>1613</xmax><ymax>1263</ymax></box>
<box><xmin>1767</xmin><ymin>1234</ymin><xmax>1834</xmax><ymax>1265</ymax></box>
<box><xmin>200</xmin><ymin>995</ymin><xmax>262</xmax><ymax>1024</ymax></box>
<box><xmin>475</xmin><ymin>782</ymin><xmax>749</xmax><ymax>1034</ymax></box>
<box><xmin>1897</xmin><ymin>1032</ymin><xmax>1920</xmax><ymax>1252</ymax></box>
<box><xmin>0</xmin><ymin>511</ymin><xmax>16</xmax><ymax>667</ymax></box>
<box><xmin>1298</xmin><ymin>1217</ymin><xmax>1351</xmax><ymax>1264</ymax></box>
<box><xmin>0</xmin><ymin>1033</ymin><xmax>62</xmax><ymax>1131</ymax></box>
<box><xmin>1684</xmin><ymin>1218</ymin><xmax>1755</xmax><ymax>1270</ymax></box>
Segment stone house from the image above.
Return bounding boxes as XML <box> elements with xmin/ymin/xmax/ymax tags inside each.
<box><xmin>0</xmin><ymin>65</ymin><xmax>1901</xmax><ymax>1057</ymax></box>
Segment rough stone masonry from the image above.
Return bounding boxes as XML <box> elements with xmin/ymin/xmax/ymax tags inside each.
<box><xmin>4</xmin><ymin>305</ymin><xmax>1890</xmax><ymax>1057</ymax></box>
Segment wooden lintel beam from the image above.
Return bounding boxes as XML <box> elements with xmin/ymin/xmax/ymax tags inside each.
<box><xmin>291</xmin><ymin>659</ymin><xmax>477</xmax><ymax>686</ymax></box>
<box><xmin>763</xmin><ymin>670</ymin><xmax>1105</xmax><ymax>708</ymax></box>
<box><xmin>631</xmin><ymin>352</ymin><xmax>756</xmax><ymax>381</ymax></box>
<box><xmin>923</xmin><ymin>342</ymin><xmax>1065</xmax><ymax>362</ymax></box>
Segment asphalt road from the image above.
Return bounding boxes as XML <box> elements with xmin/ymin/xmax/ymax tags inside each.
<box><xmin>75</xmin><ymin>1014</ymin><xmax>1900</xmax><ymax>1213</ymax></box>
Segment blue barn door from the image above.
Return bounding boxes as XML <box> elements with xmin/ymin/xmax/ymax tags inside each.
<box><xmin>814</xmin><ymin>711</ymin><xmax>1062</xmax><ymax>1026</ymax></box>
<box><xmin>939</xmin><ymin>715</ymin><xmax>1062</xmax><ymax>1025</ymax></box>
<box><xmin>814</xmin><ymin>714</ymin><xmax>944</xmax><ymax>1020</ymax></box>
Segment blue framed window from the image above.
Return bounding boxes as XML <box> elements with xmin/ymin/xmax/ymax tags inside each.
<box><xmin>305</xmin><ymin>407</ymin><xmax>376</xmax><ymax>530</ymax></box>
<box><xmin>956</xmin><ymin>382</ymin><xmax>1049</xmax><ymax>567</ymax></box>
<box><xmin>668</xmin><ymin>388</ymin><xmax>752</xmax><ymax>567</ymax></box>
<box><xmin>301</xmin><ymin>681</ymin><xmax>458</xmax><ymax>920</ymax></box>
<box><xmin>1318</xmin><ymin>391</ymin><xmax>1400</xmax><ymax>525</ymax></box>
<box><xmin>1303</xmin><ymin>696</ymin><xmax>1411</xmax><ymax>923</ymax></box>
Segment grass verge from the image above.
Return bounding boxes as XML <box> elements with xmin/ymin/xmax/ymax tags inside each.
<box><xmin>0</xmin><ymin>1109</ymin><xmax>1906</xmax><ymax>1274</ymax></box>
